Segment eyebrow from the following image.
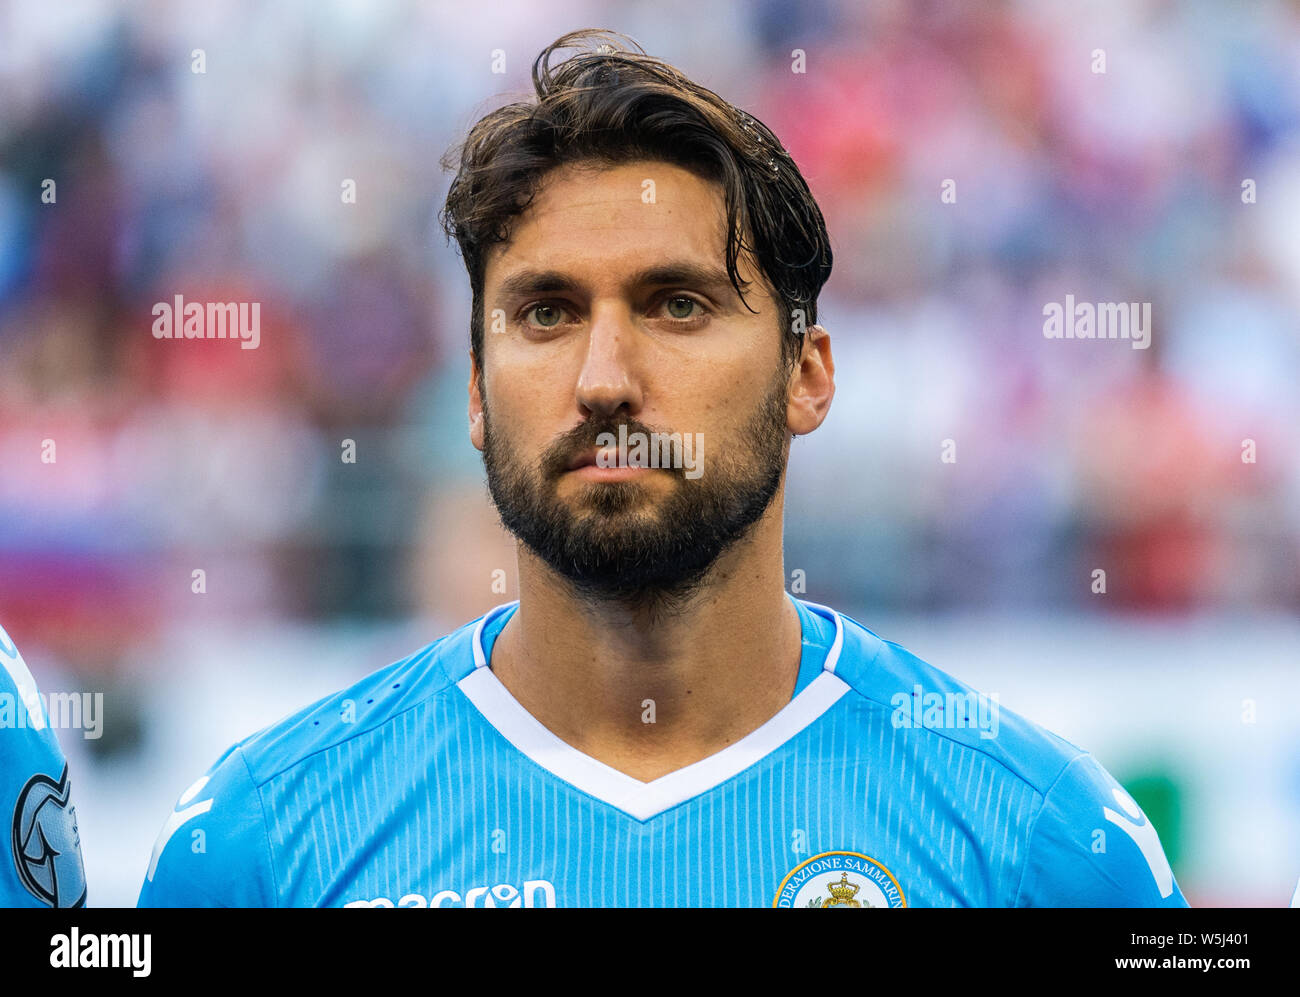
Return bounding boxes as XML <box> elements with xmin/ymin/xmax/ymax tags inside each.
<box><xmin>494</xmin><ymin>262</ymin><xmax>738</xmax><ymax>300</ymax></box>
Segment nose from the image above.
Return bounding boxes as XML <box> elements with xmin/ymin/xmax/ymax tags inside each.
<box><xmin>575</xmin><ymin>304</ymin><xmax>643</xmax><ymax>419</ymax></box>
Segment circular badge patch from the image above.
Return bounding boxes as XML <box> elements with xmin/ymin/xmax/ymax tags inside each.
<box><xmin>773</xmin><ymin>851</ymin><xmax>906</xmax><ymax>908</ymax></box>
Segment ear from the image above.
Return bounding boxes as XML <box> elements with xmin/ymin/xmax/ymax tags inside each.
<box><xmin>468</xmin><ymin>350</ymin><xmax>485</xmax><ymax>452</ymax></box>
<box><xmin>787</xmin><ymin>324</ymin><xmax>835</xmax><ymax>437</ymax></box>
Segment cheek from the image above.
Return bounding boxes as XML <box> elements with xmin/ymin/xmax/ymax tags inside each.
<box><xmin>488</xmin><ymin>371</ymin><xmax>565</xmax><ymax>450</ymax></box>
<box><xmin>685</xmin><ymin>368</ymin><xmax>765</xmax><ymax>425</ymax></box>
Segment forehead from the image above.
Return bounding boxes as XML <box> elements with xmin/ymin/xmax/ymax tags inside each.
<box><xmin>484</xmin><ymin>159</ymin><xmax>757</xmax><ymax>288</ymax></box>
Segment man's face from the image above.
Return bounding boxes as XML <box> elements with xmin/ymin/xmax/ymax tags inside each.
<box><xmin>471</xmin><ymin>159</ymin><xmax>793</xmax><ymax>611</ymax></box>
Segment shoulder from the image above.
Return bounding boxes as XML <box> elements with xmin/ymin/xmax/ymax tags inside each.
<box><xmin>0</xmin><ymin>621</ymin><xmax>59</xmax><ymax>755</ymax></box>
<box><xmin>234</xmin><ymin>625</ymin><xmax>469</xmax><ymax>786</ymax></box>
<box><xmin>1013</xmin><ymin>751</ymin><xmax>1186</xmax><ymax>906</ymax></box>
<box><xmin>209</xmin><ymin>605</ymin><xmax>499</xmax><ymax>788</ymax></box>
<box><xmin>0</xmin><ymin>622</ymin><xmax>87</xmax><ymax>908</ymax></box>
<box><xmin>817</xmin><ymin>604</ymin><xmax>1084</xmax><ymax>795</ymax></box>
<box><xmin>138</xmin><ymin>611</ymin><xmax>487</xmax><ymax>907</ymax></box>
<box><xmin>816</xmin><ymin>603</ymin><xmax>1187</xmax><ymax>907</ymax></box>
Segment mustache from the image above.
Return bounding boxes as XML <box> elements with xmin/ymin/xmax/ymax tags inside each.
<box><xmin>540</xmin><ymin>416</ymin><xmax>686</xmax><ymax>480</ymax></box>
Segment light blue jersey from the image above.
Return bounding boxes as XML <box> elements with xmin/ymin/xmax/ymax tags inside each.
<box><xmin>0</xmin><ymin>623</ymin><xmax>87</xmax><ymax>908</ymax></box>
<box><xmin>139</xmin><ymin>597</ymin><xmax>1187</xmax><ymax>907</ymax></box>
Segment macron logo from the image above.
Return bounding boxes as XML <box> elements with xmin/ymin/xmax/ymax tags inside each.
<box><xmin>146</xmin><ymin>776</ymin><xmax>214</xmax><ymax>882</ymax></box>
<box><xmin>1103</xmin><ymin>787</ymin><xmax>1174</xmax><ymax>899</ymax></box>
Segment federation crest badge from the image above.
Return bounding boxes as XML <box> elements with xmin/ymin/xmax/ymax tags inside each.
<box><xmin>11</xmin><ymin>763</ymin><xmax>87</xmax><ymax>908</ymax></box>
<box><xmin>774</xmin><ymin>851</ymin><xmax>905</xmax><ymax>908</ymax></box>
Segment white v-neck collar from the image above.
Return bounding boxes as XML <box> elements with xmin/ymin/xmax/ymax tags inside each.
<box><xmin>455</xmin><ymin>598</ymin><xmax>852</xmax><ymax>821</ymax></box>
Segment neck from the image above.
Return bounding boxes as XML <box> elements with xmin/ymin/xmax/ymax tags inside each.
<box><xmin>489</xmin><ymin>507</ymin><xmax>803</xmax><ymax>782</ymax></box>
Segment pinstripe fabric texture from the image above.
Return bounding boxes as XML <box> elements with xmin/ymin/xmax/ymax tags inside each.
<box><xmin>139</xmin><ymin>596</ymin><xmax>1187</xmax><ymax>907</ymax></box>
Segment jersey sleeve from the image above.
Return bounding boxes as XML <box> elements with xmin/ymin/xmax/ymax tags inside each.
<box><xmin>1</xmin><ymin>623</ymin><xmax>88</xmax><ymax>908</ymax></box>
<box><xmin>1014</xmin><ymin>752</ymin><xmax>1188</xmax><ymax>907</ymax></box>
<box><xmin>137</xmin><ymin>742</ymin><xmax>277</xmax><ymax>907</ymax></box>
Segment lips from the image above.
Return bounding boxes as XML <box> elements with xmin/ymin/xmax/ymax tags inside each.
<box><xmin>566</xmin><ymin>446</ymin><xmax>620</xmax><ymax>471</ymax></box>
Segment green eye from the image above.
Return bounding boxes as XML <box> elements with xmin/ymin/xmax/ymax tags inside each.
<box><xmin>665</xmin><ymin>296</ymin><xmax>698</xmax><ymax>320</ymax></box>
<box><xmin>528</xmin><ymin>304</ymin><xmax>564</xmax><ymax>328</ymax></box>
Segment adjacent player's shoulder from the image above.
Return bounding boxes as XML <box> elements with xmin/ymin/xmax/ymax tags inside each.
<box><xmin>0</xmin><ymin>621</ymin><xmax>88</xmax><ymax>908</ymax></box>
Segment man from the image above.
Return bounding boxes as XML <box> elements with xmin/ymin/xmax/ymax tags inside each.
<box><xmin>1</xmin><ymin>622</ymin><xmax>87</xmax><ymax>908</ymax></box>
<box><xmin>139</xmin><ymin>30</ymin><xmax>1186</xmax><ymax>907</ymax></box>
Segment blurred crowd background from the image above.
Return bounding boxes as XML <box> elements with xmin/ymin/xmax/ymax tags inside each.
<box><xmin>1</xmin><ymin>0</ymin><xmax>1297</xmax><ymax>906</ymax></box>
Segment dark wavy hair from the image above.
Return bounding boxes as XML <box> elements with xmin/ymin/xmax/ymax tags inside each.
<box><xmin>439</xmin><ymin>28</ymin><xmax>833</xmax><ymax>387</ymax></box>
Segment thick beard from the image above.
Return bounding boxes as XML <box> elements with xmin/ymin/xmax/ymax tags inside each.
<box><xmin>480</xmin><ymin>366</ymin><xmax>791</xmax><ymax>620</ymax></box>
